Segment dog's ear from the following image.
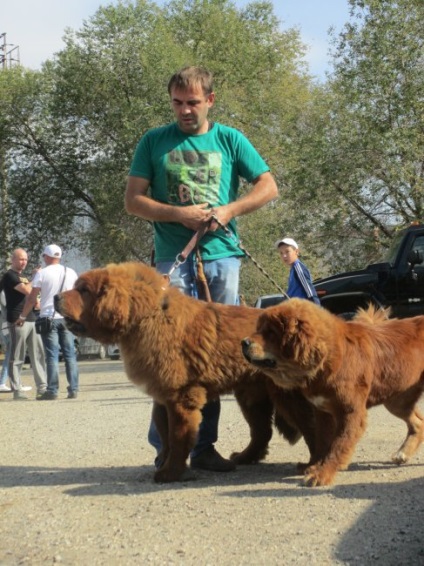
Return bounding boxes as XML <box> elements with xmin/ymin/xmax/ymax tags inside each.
<box><xmin>261</xmin><ymin>310</ymin><xmax>326</xmax><ymax>368</ymax></box>
<box><xmin>92</xmin><ymin>273</ymin><xmax>131</xmax><ymax>331</ymax></box>
<box><xmin>257</xmin><ymin>313</ymin><xmax>289</xmax><ymax>349</ymax></box>
<box><xmin>259</xmin><ymin>312</ymin><xmax>293</xmax><ymax>339</ymax></box>
<box><xmin>289</xmin><ymin>314</ymin><xmax>327</xmax><ymax>369</ymax></box>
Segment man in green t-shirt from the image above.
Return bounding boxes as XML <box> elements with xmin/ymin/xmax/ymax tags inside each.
<box><xmin>125</xmin><ymin>66</ymin><xmax>278</xmax><ymax>474</ymax></box>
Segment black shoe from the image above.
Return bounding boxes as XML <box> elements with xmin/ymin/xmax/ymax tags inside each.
<box><xmin>37</xmin><ymin>391</ymin><xmax>58</xmax><ymax>401</ymax></box>
<box><xmin>190</xmin><ymin>447</ymin><xmax>236</xmax><ymax>472</ymax></box>
<box><xmin>13</xmin><ymin>391</ymin><xmax>28</xmax><ymax>401</ymax></box>
<box><xmin>67</xmin><ymin>391</ymin><xmax>78</xmax><ymax>399</ymax></box>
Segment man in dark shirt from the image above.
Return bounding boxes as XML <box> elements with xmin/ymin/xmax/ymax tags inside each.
<box><xmin>0</xmin><ymin>248</ymin><xmax>47</xmax><ymax>400</ymax></box>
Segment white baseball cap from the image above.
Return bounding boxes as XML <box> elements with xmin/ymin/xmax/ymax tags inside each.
<box><xmin>43</xmin><ymin>244</ymin><xmax>62</xmax><ymax>258</ymax></box>
<box><xmin>275</xmin><ymin>237</ymin><xmax>298</xmax><ymax>249</ymax></box>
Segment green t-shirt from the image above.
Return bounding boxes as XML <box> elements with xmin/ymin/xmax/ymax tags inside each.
<box><xmin>129</xmin><ymin>122</ymin><xmax>270</xmax><ymax>262</ymax></box>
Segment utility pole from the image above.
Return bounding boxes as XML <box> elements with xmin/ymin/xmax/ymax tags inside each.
<box><xmin>0</xmin><ymin>33</ymin><xmax>18</xmax><ymax>268</ymax></box>
<box><xmin>0</xmin><ymin>32</ymin><xmax>20</xmax><ymax>69</ymax></box>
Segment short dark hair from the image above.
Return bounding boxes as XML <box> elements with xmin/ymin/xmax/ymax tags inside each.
<box><xmin>168</xmin><ymin>66</ymin><xmax>214</xmax><ymax>96</ymax></box>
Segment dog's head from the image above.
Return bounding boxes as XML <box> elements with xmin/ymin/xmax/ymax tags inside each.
<box><xmin>242</xmin><ymin>299</ymin><xmax>334</xmax><ymax>388</ymax></box>
<box><xmin>54</xmin><ymin>262</ymin><xmax>168</xmax><ymax>343</ymax></box>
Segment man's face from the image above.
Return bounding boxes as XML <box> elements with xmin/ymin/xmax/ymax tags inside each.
<box><xmin>170</xmin><ymin>83</ymin><xmax>215</xmax><ymax>135</ymax></box>
<box><xmin>11</xmin><ymin>250</ymin><xmax>28</xmax><ymax>272</ymax></box>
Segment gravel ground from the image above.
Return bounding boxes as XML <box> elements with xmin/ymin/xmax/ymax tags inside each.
<box><xmin>1</xmin><ymin>360</ymin><xmax>423</xmax><ymax>565</ymax></box>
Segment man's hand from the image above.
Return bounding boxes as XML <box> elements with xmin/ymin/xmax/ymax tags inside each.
<box><xmin>178</xmin><ymin>203</ymin><xmax>215</xmax><ymax>231</ymax></box>
<box><xmin>206</xmin><ymin>205</ymin><xmax>233</xmax><ymax>232</ymax></box>
<box><xmin>15</xmin><ymin>316</ymin><xmax>26</xmax><ymax>327</ymax></box>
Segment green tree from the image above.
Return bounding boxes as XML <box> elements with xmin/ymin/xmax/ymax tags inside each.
<box><xmin>287</xmin><ymin>0</ymin><xmax>424</xmax><ymax>275</ymax></box>
<box><xmin>2</xmin><ymin>0</ymin><xmax>312</xmax><ymax>289</ymax></box>
<box><xmin>0</xmin><ymin>68</ymin><xmax>74</xmax><ymax>269</ymax></box>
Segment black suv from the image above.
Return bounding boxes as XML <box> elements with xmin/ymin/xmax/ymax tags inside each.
<box><xmin>314</xmin><ymin>224</ymin><xmax>424</xmax><ymax>318</ymax></box>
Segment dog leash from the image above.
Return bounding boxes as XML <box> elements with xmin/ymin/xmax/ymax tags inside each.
<box><xmin>166</xmin><ymin>214</ymin><xmax>289</xmax><ymax>299</ymax></box>
<box><xmin>209</xmin><ymin>213</ymin><xmax>289</xmax><ymax>298</ymax></box>
<box><xmin>166</xmin><ymin>222</ymin><xmax>211</xmax><ymax>278</ymax></box>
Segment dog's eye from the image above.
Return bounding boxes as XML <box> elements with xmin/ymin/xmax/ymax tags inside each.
<box><xmin>265</xmin><ymin>325</ymin><xmax>281</xmax><ymax>342</ymax></box>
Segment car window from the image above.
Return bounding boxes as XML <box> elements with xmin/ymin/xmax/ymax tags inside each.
<box><xmin>411</xmin><ymin>236</ymin><xmax>424</xmax><ymax>262</ymax></box>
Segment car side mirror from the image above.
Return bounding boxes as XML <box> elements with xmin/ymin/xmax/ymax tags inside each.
<box><xmin>407</xmin><ymin>250</ymin><xmax>423</xmax><ymax>267</ymax></box>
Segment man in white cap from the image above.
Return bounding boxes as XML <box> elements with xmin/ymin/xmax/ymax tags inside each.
<box><xmin>18</xmin><ymin>245</ymin><xmax>80</xmax><ymax>400</ymax></box>
<box><xmin>276</xmin><ymin>237</ymin><xmax>320</xmax><ymax>305</ymax></box>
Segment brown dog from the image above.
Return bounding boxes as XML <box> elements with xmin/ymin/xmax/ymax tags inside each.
<box><xmin>242</xmin><ymin>299</ymin><xmax>424</xmax><ymax>487</ymax></box>
<box><xmin>54</xmin><ymin>262</ymin><xmax>315</xmax><ymax>483</ymax></box>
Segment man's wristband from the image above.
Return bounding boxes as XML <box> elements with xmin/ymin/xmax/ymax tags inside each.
<box><xmin>19</xmin><ymin>315</ymin><xmax>26</xmax><ymax>320</ymax></box>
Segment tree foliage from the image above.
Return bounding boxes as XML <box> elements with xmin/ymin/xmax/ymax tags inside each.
<box><xmin>1</xmin><ymin>0</ymin><xmax>311</xmax><ymax>290</ymax></box>
<box><xmin>1</xmin><ymin>0</ymin><xmax>422</xmax><ymax>303</ymax></box>
<box><xmin>286</xmin><ymin>0</ymin><xmax>424</xmax><ymax>274</ymax></box>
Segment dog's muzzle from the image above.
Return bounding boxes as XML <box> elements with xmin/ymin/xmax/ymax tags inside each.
<box><xmin>241</xmin><ymin>338</ymin><xmax>277</xmax><ymax>368</ymax></box>
<box><xmin>53</xmin><ymin>294</ymin><xmax>87</xmax><ymax>335</ymax></box>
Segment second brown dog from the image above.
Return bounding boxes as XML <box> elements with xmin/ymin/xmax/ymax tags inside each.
<box><xmin>242</xmin><ymin>299</ymin><xmax>424</xmax><ymax>486</ymax></box>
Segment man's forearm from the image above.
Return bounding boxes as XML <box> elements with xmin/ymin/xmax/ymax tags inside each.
<box><xmin>125</xmin><ymin>190</ymin><xmax>213</xmax><ymax>231</ymax></box>
<box><xmin>125</xmin><ymin>192</ymin><xmax>184</xmax><ymax>223</ymax></box>
<box><xmin>20</xmin><ymin>291</ymin><xmax>39</xmax><ymax>320</ymax></box>
<box><xmin>222</xmin><ymin>173</ymin><xmax>279</xmax><ymax>220</ymax></box>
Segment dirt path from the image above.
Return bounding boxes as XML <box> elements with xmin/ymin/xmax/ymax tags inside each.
<box><xmin>1</xmin><ymin>360</ymin><xmax>423</xmax><ymax>565</ymax></box>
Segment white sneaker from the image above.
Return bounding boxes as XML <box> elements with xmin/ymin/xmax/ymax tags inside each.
<box><xmin>20</xmin><ymin>385</ymin><xmax>33</xmax><ymax>392</ymax></box>
<box><xmin>0</xmin><ymin>384</ymin><xmax>12</xmax><ymax>392</ymax></box>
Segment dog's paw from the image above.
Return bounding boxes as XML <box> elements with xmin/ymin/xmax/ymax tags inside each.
<box><xmin>303</xmin><ymin>465</ymin><xmax>335</xmax><ymax>487</ymax></box>
<box><xmin>296</xmin><ymin>462</ymin><xmax>310</xmax><ymax>475</ymax></box>
<box><xmin>392</xmin><ymin>451</ymin><xmax>408</xmax><ymax>465</ymax></box>
<box><xmin>154</xmin><ymin>467</ymin><xmax>197</xmax><ymax>483</ymax></box>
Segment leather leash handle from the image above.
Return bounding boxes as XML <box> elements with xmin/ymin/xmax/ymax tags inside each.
<box><xmin>163</xmin><ymin>221</ymin><xmax>212</xmax><ymax>286</ymax></box>
<box><xmin>177</xmin><ymin>223</ymin><xmax>211</xmax><ymax>264</ymax></box>
<box><xmin>195</xmin><ymin>249</ymin><xmax>212</xmax><ymax>302</ymax></box>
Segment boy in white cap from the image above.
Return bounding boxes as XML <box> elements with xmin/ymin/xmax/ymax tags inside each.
<box><xmin>18</xmin><ymin>245</ymin><xmax>80</xmax><ymax>400</ymax></box>
<box><xmin>276</xmin><ymin>237</ymin><xmax>320</xmax><ymax>305</ymax></box>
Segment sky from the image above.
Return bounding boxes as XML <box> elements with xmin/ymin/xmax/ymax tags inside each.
<box><xmin>1</xmin><ymin>0</ymin><xmax>351</xmax><ymax>79</ymax></box>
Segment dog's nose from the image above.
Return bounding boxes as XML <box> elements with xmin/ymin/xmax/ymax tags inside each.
<box><xmin>241</xmin><ymin>338</ymin><xmax>252</xmax><ymax>359</ymax></box>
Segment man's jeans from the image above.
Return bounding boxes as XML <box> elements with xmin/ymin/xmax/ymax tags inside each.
<box><xmin>148</xmin><ymin>255</ymin><xmax>240</xmax><ymax>459</ymax></box>
<box><xmin>0</xmin><ymin>328</ymin><xmax>10</xmax><ymax>385</ymax></box>
<box><xmin>41</xmin><ymin>318</ymin><xmax>79</xmax><ymax>395</ymax></box>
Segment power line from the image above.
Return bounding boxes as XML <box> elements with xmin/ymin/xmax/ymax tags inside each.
<box><xmin>0</xmin><ymin>32</ymin><xmax>20</xmax><ymax>69</ymax></box>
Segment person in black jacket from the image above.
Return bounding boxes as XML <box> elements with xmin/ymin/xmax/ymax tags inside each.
<box><xmin>1</xmin><ymin>249</ymin><xmax>47</xmax><ymax>400</ymax></box>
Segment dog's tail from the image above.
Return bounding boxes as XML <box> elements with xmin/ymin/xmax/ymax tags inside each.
<box><xmin>354</xmin><ymin>303</ymin><xmax>391</xmax><ymax>324</ymax></box>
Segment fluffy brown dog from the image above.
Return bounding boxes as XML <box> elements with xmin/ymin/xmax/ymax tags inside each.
<box><xmin>54</xmin><ymin>262</ymin><xmax>315</xmax><ymax>483</ymax></box>
<box><xmin>242</xmin><ymin>299</ymin><xmax>424</xmax><ymax>487</ymax></box>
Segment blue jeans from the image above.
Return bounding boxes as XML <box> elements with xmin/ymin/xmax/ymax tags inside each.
<box><xmin>41</xmin><ymin>318</ymin><xmax>79</xmax><ymax>395</ymax></box>
<box><xmin>0</xmin><ymin>330</ymin><xmax>10</xmax><ymax>385</ymax></box>
<box><xmin>148</xmin><ymin>255</ymin><xmax>240</xmax><ymax>459</ymax></box>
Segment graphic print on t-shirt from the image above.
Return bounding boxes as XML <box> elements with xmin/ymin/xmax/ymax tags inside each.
<box><xmin>166</xmin><ymin>149</ymin><xmax>222</xmax><ymax>205</ymax></box>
